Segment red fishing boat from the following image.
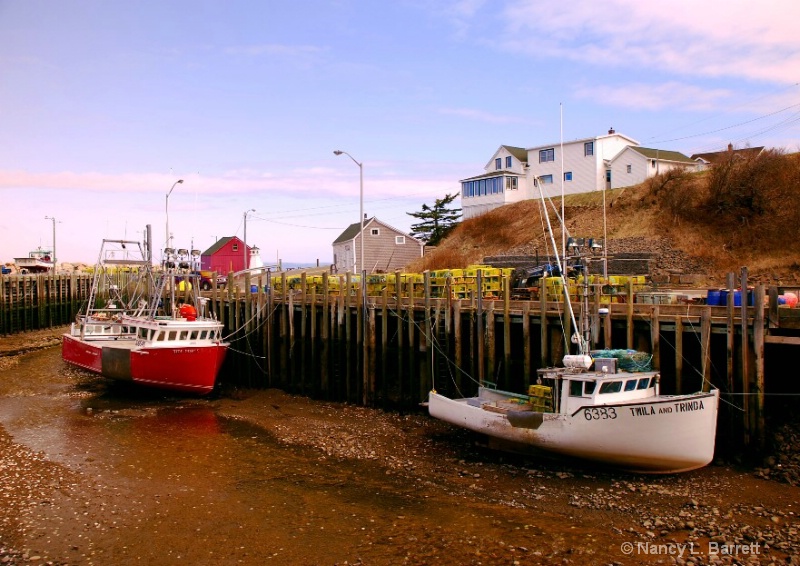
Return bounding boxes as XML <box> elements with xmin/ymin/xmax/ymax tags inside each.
<box><xmin>62</xmin><ymin>226</ymin><xmax>228</xmax><ymax>394</ymax></box>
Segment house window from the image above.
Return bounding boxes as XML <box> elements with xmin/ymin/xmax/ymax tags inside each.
<box><xmin>605</xmin><ymin>170</ymin><xmax>611</xmax><ymax>183</ymax></box>
<box><xmin>584</xmin><ymin>142</ymin><xmax>594</xmax><ymax>156</ymax></box>
<box><xmin>371</xmin><ymin>228</ymin><xmax>380</xmax><ymax>236</ymax></box>
<box><xmin>232</xmin><ymin>244</ymin><xmax>238</xmax><ymax>252</ymax></box>
<box><xmin>626</xmin><ymin>164</ymin><xmax>632</xmax><ymax>173</ymax></box>
<box><xmin>564</xmin><ymin>171</ymin><xmax>573</xmax><ymax>181</ymax></box>
<box><xmin>505</xmin><ymin>156</ymin><xmax>512</xmax><ymax>168</ymax></box>
<box><xmin>505</xmin><ymin>177</ymin><xmax>518</xmax><ymax>190</ymax></box>
<box><xmin>495</xmin><ymin>158</ymin><xmax>501</xmax><ymax>170</ymax></box>
<box><xmin>539</xmin><ymin>148</ymin><xmax>555</xmax><ymax>163</ymax></box>
<box><xmin>395</xmin><ymin>236</ymin><xmax>405</xmax><ymax>245</ymax></box>
<box><xmin>540</xmin><ymin>174</ymin><xmax>553</xmax><ymax>184</ymax></box>
<box><xmin>652</xmin><ymin>160</ymin><xmax>657</xmax><ymax>168</ymax></box>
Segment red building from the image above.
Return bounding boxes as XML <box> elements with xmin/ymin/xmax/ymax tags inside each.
<box><xmin>200</xmin><ymin>237</ymin><xmax>251</xmax><ymax>274</ymax></box>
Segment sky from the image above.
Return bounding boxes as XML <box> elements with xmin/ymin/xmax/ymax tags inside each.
<box><xmin>1</xmin><ymin>0</ymin><xmax>799</xmax><ymax>266</ymax></box>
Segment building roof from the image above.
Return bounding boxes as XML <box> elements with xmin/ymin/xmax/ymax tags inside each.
<box><xmin>333</xmin><ymin>217</ymin><xmax>375</xmax><ymax>244</ymax></box>
<box><xmin>627</xmin><ymin>147</ymin><xmax>696</xmax><ymax>164</ymax></box>
<box><xmin>460</xmin><ymin>170</ymin><xmax>521</xmax><ymax>183</ymax></box>
<box><xmin>333</xmin><ymin>217</ymin><xmax>423</xmax><ymax>246</ymax></box>
<box><xmin>502</xmin><ymin>145</ymin><xmax>528</xmax><ymax>163</ymax></box>
<box><xmin>526</xmin><ymin>130</ymin><xmax>639</xmax><ymax>151</ymax></box>
<box><xmin>690</xmin><ymin>146</ymin><xmax>765</xmax><ymax>164</ymax></box>
<box><xmin>201</xmin><ymin>236</ymin><xmax>244</xmax><ymax>256</ymax></box>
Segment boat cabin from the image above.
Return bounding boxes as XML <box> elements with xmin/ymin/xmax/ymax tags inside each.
<box><xmin>536</xmin><ymin>359</ymin><xmax>660</xmax><ymax>415</ymax></box>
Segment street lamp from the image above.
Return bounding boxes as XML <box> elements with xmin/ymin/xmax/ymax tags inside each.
<box><xmin>165</xmin><ymin>179</ymin><xmax>184</xmax><ymax>251</ymax></box>
<box><xmin>243</xmin><ymin>208</ymin><xmax>255</xmax><ymax>271</ymax></box>
<box><xmin>333</xmin><ymin>150</ymin><xmax>364</xmax><ymax>274</ymax></box>
<box><xmin>44</xmin><ymin>216</ymin><xmax>58</xmax><ymax>273</ymax></box>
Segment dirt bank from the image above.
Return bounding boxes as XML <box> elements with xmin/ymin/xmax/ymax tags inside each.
<box><xmin>1</xmin><ymin>332</ymin><xmax>799</xmax><ymax>565</ymax></box>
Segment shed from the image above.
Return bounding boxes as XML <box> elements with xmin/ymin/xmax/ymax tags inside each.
<box><xmin>200</xmin><ymin>236</ymin><xmax>251</xmax><ymax>274</ymax></box>
<box><xmin>332</xmin><ymin>217</ymin><xmax>424</xmax><ymax>274</ymax></box>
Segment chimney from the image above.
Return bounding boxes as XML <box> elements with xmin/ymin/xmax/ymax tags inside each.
<box><xmin>727</xmin><ymin>143</ymin><xmax>733</xmax><ymax>151</ymax></box>
<box><xmin>608</xmin><ymin>127</ymin><xmax>615</xmax><ymax>134</ymax></box>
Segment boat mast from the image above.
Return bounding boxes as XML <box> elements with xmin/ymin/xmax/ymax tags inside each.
<box><xmin>535</xmin><ymin>176</ymin><xmax>584</xmax><ymax>356</ymax></box>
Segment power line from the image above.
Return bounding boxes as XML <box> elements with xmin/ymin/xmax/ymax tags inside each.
<box><xmin>649</xmin><ymin>101</ymin><xmax>800</xmax><ymax>146</ymax></box>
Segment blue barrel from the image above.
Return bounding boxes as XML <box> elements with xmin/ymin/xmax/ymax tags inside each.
<box><xmin>732</xmin><ymin>290</ymin><xmax>742</xmax><ymax>306</ymax></box>
<box><xmin>706</xmin><ymin>289</ymin><xmax>721</xmax><ymax>306</ymax></box>
<box><xmin>250</xmin><ymin>284</ymin><xmax>258</xmax><ymax>293</ymax></box>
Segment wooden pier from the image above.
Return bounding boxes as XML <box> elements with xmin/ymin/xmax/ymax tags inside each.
<box><xmin>2</xmin><ymin>268</ymin><xmax>798</xmax><ymax>452</ymax></box>
<box><xmin>0</xmin><ymin>273</ymin><xmax>93</xmax><ymax>334</ymax></box>
<box><xmin>208</xmin><ymin>268</ymin><xmax>798</xmax><ymax>451</ymax></box>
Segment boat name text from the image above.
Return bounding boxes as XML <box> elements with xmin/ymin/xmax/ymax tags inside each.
<box><xmin>628</xmin><ymin>400</ymin><xmax>706</xmax><ymax>418</ymax></box>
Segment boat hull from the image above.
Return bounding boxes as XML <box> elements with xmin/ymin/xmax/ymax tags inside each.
<box><xmin>428</xmin><ymin>389</ymin><xmax>719</xmax><ymax>473</ymax></box>
<box><xmin>62</xmin><ymin>333</ymin><xmax>228</xmax><ymax>395</ymax></box>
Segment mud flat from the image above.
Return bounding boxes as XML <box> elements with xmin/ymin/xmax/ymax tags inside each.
<box><xmin>0</xmin><ymin>331</ymin><xmax>798</xmax><ymax>565</ymax></box>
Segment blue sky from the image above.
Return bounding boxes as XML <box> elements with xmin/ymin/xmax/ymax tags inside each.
<box><xmin>2</xmin><ymin>0</ymin><xmax>799</xmax><ymax>265</ymax></box>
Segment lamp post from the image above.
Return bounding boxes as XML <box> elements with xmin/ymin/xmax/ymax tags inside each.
<box><xmin>334</xmin><ymin>149</ymin><xmax>368</xmax><ymax>403</ymax></box>
<box><xmin>243</xmin><ymin>208</ymin><xmax>255</xmax><ymax>272</ymax></box>
<box><xmin>333</xmin><ymin>150</ymin><xmax>364</xmax><ymax>274</ymax></box>
<box><xmin>165</xmin><ymin>179</ymin><xmax>184</xmax><ymax>251</ymax></box>
<box><xmin>44</xmin><ymin>216</ymin><xmax>57</xmax><ymax>273</ymax></box>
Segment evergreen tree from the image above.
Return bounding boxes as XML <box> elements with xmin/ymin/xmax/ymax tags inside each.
<box><xmin>407</xmin><ymin>193</ymin><xmax>462</xmax><ymax>246</ymax></box>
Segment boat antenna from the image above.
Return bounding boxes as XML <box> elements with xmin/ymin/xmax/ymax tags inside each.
<box><xmin>560</xmin><ymin>103</ymin><xmax>566</xmax><ymax>264</ymax></box>
<box><xmin>536</xmin><ymin>176</ymin><xmax>585</xmax><ymax>356</ymax></box>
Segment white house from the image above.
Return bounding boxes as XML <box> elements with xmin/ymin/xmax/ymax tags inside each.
<box><xmin>607</xmin><ymin>147</ymin><xmax>697</xmax><ymax>189</ymax></box>
<box><xmin>460</xmin><ymin>129</ymin><xmax>699</xmax><ymax>219</ymax></box>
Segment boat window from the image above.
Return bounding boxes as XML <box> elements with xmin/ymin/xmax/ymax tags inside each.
<box><xmin>138</xmin><ymin>328</ymin><xmax>147</xmax><ymax>339</ymax></box>
<box><xmin>599</xmin><ymin>381</ymin><xmax>622</xmax><ymax>394</ymax></box>
<box><xmin>190</xmin><ymin>331</ymin><xmax>199</xmax><ymax>340</ymax></box>
<box><xmin>199</xmin><ymin>330</ymin><xmax>208</xmax><ymax>340</ymax></box>
<box><xmin>584</xmin><ymin>381</ymin><xmax>596</xmax><ymax>395</ymax></box>
<box><xmin>155</xmin><ymin>332</ymin><xmax>165</xmax><ymax>341</ymax></box>
<box><xmin>179</xmin><ymin>332</ymin><xmax>188</xmax><ymax>341</ymax></box>
<box><xmin>637</xmin><ymin>377</ymin><xmax>651</xmax><ymax>390</ymax></box>
<box><xmin>624</xmin><ymin>380</ymin><xmax>638</xmax><ymax>391</ymax></box>
<box><xmin>569</xmin><ymin>380</ymin><xmax>583</xmax><ymax>397</ymax></box>
<box><xmin>649</xmin><ymin>377</ymin><xmax>657</xmax><ymax>388</ymax></box>
<box><xmin>168</xmin><ymin>331</ymin><xmax>177</xmax><ymax>341</ymax></box>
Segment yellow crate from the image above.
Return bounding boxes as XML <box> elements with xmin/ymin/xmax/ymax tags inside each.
<box><xmin>528</xmin><ymin>385</ymin><xmax>552</xmax><ymax>398</ymax></box>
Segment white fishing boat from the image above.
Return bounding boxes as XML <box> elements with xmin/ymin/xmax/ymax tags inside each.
<box><xmin>14</xmin><ymin>247</ymin><xmax>54</xmax><ymax>273</ymax></box>
<box><xmin>62</xmin><ymin>225</ymin><xmax>229</xmax><ymax>395</ymax></box>
<box><xmin>429</xmin><ymin>360</ymin><xmax>719</xmax><ymax>473</ymax></box>
<box><xmin>428</xmin><ymin>177</ymin><xmax>719</xmax><ymax>473</ymax></box>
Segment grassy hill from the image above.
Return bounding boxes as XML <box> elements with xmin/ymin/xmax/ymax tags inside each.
<box><xmin>408</xmin><ymin>149</ymin><xmax>800</xmax><ymax>286</ymax></box>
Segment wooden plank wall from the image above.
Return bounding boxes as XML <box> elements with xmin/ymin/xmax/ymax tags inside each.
<box><xmin>0</xmin><ymin>273</ymin><xmax>93</xmax><ymax>335</ymax></box>
<box><xmin>213</xmin><ymin>269</ymin><xmax>774</xmax><ymax>449</ymax></box>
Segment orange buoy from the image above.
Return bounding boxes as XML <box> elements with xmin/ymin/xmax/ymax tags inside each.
<box><xmin>179</xmin><ymin>303</ymin><xmax>197</xmax><ymax>321</ymax></box>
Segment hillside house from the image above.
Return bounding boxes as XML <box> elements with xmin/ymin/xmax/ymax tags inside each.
<box><xmin>332</xmin><ymin>217</ymin><xmax>424</xmax><ymax>274</ymax></box>
<box><xmin>460</xmin><ymin>129</ymin><xmax>699</xmax><ymax>219</ymax></box>
<box><xmin>200</xmin><ymin>236</ymin><xmax>252</xmax><ymax>274</ymax></box>
<box><xmin>691</xmin><ymin>144</ymin><xmax>765</xmax><ymax>170</ymax></box>
<box><xmin>607</xmin><ymin>147</ymin><xmax>697</xmax><ymax>189</ymax></box>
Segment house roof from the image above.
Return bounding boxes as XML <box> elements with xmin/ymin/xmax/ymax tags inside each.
<box><xmin>502</xmin><ymin>145</ymin><xmax>528</xmax><ymax>163</ymax></box>
<box><xmin>201</xmin><ymin>236</ymin><xmax>244</xmax><ymax>256</ymax></box>
<box><xmin>526</xmin><ymin>131</ymin><xmax>639</xmax><ymax>151</ymax></box>
<box><xmin>332</xmin><ymin>217</ymin><xmax>423</xmax><ymax>246</ymax></box>
<box><xmin>460</xmin><ymin>171</ymin><xmax>521</xmax><ymax>183</ymax></box>
<box><xmin>333</xmin><ymin>217</ymin><xmax>375</xmax><ymax>244</ymax></box>
<box><xmin>691</xmin><ymin>146</ymin><xmax>765</xmax><ymax>164</ymax></box>
<box><xmin>626</xmin><ymin>147</ymin><xmax>696</xmax><ymax>164</ymax></box>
